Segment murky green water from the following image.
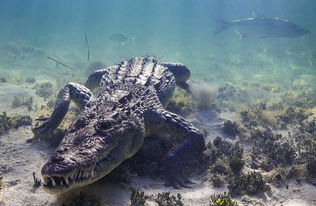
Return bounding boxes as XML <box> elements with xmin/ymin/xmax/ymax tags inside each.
<box><xmin>1</xmin><ymin>1</ymin><xmax>316</xmax><ymax>205</ymax></box>
<box><xmin>0</xmin><ymin>0</ymin><xmax>315</xmax><ymax>86</ymax></box>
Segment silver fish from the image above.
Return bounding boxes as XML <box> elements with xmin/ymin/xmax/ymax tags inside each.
<box><xmin>215</xmin><ymin>13</ymin><xmax>310</xmax><ymax>39</ymax></box>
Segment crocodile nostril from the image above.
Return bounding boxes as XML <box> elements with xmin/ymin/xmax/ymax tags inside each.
<box><xmin>51</xmin><ymin>154</ymin><xmax>64</xmax><ymax>162</ymax></box>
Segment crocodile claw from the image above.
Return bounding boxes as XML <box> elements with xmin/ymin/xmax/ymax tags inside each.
<box><xmin>32</xmin><ymin>120</ymin><xmax>52</xmax><ymax>138</ymax></box>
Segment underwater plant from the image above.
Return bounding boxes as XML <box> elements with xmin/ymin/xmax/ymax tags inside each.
<box><xmin>12</xmin><ymin>96</ymin><xmax>33</xmax><ymax>111</ymax></box>
<box><xmin>8</xmin><ymin>75</ymin><xmax>22</xmax><ymax>84</ymax></box>
<box><xmin>286</xmin><ymin>164</ymin><xmax>307</xmax><ymax>180</ymax></box>
<box><xmin>0</xmin><ymin>77</ymin><xmax>6</xmax><ymax>83</ymax></box>
<box><xmin>249</xmin><ymin>129</ymin><xmax>296</xmax><ymax>171</ymax></box>
<box><xmin>229</xmin><ymin>158</ymin><xmax>245</xmax><ymax>175</ymax></box>
<box><xmin>58</xmin><ymin>192</ymin><xmax>101</xmax><ymax>206</ymax></box>
<box><xmin>11</xmin><ymin>115</ymin><xmax>32</xmax><ymax>129</ymax></box>
<box><xmin>0</xmin><ymin>176</ymin><xmax>3</xmax><ymax>189</ymax></box>
<box><xmin>228</xmin><ymin>172</ymin><xmax>269</xmax><ymax>196</ymax></box>
<box><xmin>32</xmin><ymin>172</ymin><xmax>41</xmax><ymax>188</ymax></box>
<box><xmin>130</xmin><ymin>188</ymin><xmax>147</xmax><ymax>206</ymax></box>
<box><xmin>210</xmin><ymin>158</ymin><xmax>230</xmax><ymax>176</ymax></box>
<box><xmin>307</xmin><ymin>159</ymin><xmax>316</xmax><ymax>177</ymax></box>
<box><xmin>209</xmin><ymin>173</ymin><xmax>225</xmax><ymax>187</ymax></box>
<box><xmin>34</xmin><ymin>82</ymin><xmax>54</xmax><ymax>99</ymax></box>
<box><xmin>206</xmin><ymin>137</ymin><xmax>244</xmax><ymax>186</ymax></box>
<box><xmin>0</xmin><ymin>112</ymin><xmax>11</xmax><ymax>135</ymax></box>
<box><xmin>276</xmin><ymin>106</ymin><xmax>309</xmax><ymax>129</ymax></box>
<box><xmin>0</xmin><ymin>112</ymin><xmax>32</xmax><ymax>136</ymax></box>
<box><xmin>209</xmin><ymin>192</ymin><xmax>237</xmax><ymax>206</ymax></box>
<box><xmin>209</xmin><ymin>136</ymin><xmax>243</xmax><ymax>161</ymax></box>
<box><xmin>166</xmin><ymin>88</ymin><xmax>196</xmax><ymax>116</ymax></box>
<box><xmin>155</xmin><ymin>192</ymin><xmax>184</xmax><ymax>206</ymax></box>
<box><xmin>25</xmin><ymin>77</ymin><xmax>36</xmax><ymax>83</ymax></box>
<box><xmin>222</xmin><ymin>120</ymin><xmax>239</xmax><ymax>137</ymax></box>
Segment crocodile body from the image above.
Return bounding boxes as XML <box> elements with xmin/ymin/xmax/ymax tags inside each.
<box><xmin>33</xmin><ymin>56</ymin><xmax>205</xmax><ymax>194</ymax></box>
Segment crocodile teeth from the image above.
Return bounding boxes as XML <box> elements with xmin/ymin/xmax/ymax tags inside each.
<box><xmin>91</xmin><ymin>170</ymin><xmax>95</xmax><ymax>178</ymax></box>
<box><xmin>65</xmin><ymin>178</ymin><xmax>69</xmax><ymax>185</ymax></box>
<box><xmin>52</xmin><ymin>178</ymin><xmax>56</xmax><ymax>187</ymax></box>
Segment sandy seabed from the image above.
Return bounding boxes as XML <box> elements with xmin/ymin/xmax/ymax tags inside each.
<box><xmin>0</xmin><ymin>85</ymin><xmax>315</xmax><ymax>206</ymax></box>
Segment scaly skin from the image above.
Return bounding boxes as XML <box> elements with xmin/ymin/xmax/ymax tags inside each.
<box><xmin>33</xmin><ymin>56</ymin><xmax>205</xmax><ymax>194</ymax></box>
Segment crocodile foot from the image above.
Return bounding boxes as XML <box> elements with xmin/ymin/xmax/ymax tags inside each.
<box><xmin>32</xmin><ymin>119</ymin><xmax>52</xmax><ymax>138</ymax></box>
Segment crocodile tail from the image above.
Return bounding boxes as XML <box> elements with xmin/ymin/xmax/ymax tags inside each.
<box><xmin>214</xmin><ymin>19</ymin><xmax>230</xmax><ymax>35</ymax></box>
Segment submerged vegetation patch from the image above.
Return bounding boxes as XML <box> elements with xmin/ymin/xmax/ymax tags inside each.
<box><xmin>229</xmin><ymin>158</ymin><xmax>245</xmax><ymax>175</ymax></box>
<box><xmin>307</xmin><ymin>159</ymin><xmax>316</xmax><ymax>177</ymax></box>
<box><xmin>205</xmin><ymin>137</ymin><xmax>244</xmax><ymax>187</ymax></box>
<box><xmin>32</xmin><ymin>172</ymin><xmax>41</xmax><ymax>188</ymax></box>
<box><xmin>209</xmin><ymin>192</ymin><xmax>237</xmax><ymax>206</ymax></box>
<box><xmin>129</xmin><ymin>189</ymin><xmax>184</xmax><ymax>206</ymax></box>
<box><xmin>154</xmin><ymin>192</ymin><xmax>184</xmax><ymax>206</ymax></box>
<box><xmin>228</xmin><ymin>172</ymin><xmax>269</xmax><ymax>196</ymax></box>
<box><xmin>12</xmin><ymin>96</ymin><xmax>33</xmax><ymax>111</ymax></box>
<box><xmin>0</xmin><ymin>176</ymin><xmax>3</xmax><ymax>189</ymax></box>
<box><xmin>25</xmin><ymin>77</ymin><xmax>36</xmax><ymax>84</ymax></box>
<box><xmin>167</xmin><ymin>88</ymin><xmax>196</xmax><ymax>116</ymax></box>
<box><xmin>130</xmin><ymin>189</ymin><xmax>147</xmax><ymax>206</ymax></box>
<box><xmin>222</xmin><ymin>120</ymin><xmax>239</xmax><ymax>137</ymax></box>
<box><xmin>0</xmin><ymin>77</ymin><xmax>6</xmax><ymax>83</ymax></box>
<box><xmin>0</xmin><ymin>112</ymin><xmax>32</xmax><ymax>135</ymax></box>
<box><xmin>58</xmin><ymin>192</ymin><xmax>101</xmax><ymax>206</ymax></box>
<box><xmin>34</xmin><ymin>82</ymin><xmax>54</xmax><ymax>100</ymax></box>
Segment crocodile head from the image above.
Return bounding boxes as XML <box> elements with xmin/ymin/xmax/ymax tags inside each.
<box><xmin>41</xmin><ymin>115</ymin><xmax>143</xmax><ymax>194</ymax></box>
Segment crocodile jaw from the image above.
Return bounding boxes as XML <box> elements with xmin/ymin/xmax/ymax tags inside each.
<box><xmin>42</xmin><ymin>147</ymin><xmax>127</xmax><ymax>194</ymax></box>
<box><xmin>41</xmin><ymin>121</ymin><xmax>142</xmax><ymax>194</ymax></box>
<box><xmin>42</xmin><ymin>162</ymin><xmax>119</xmax><ymax>194</ymax></box>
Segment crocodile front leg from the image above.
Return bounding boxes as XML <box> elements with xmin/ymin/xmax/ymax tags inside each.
<box><xmin>161</xmin><ymin>62</ymin><xmax>192</xmax><ymax>94</ymax></box>
<box><xmin>32</xmin><ymin>82</ymin><xmax>93</xmax><ymax>138</ymax></box>
<box><xmin>84</xmin><ymin>65</ymin><xmax>118</xmax><ymax>90</ymax></box>
<box><xmin>85</xmin><ymin>69</ymin><xmax>107</xmax><ymax>90</ymax></box>
<box><xmin>145</xmin><ymin>108</ymin><xmax>205</xmax><ymax>188</ymax></box>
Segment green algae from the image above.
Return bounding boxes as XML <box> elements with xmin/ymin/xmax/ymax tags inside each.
<box><xmin>229</xmin><ymin>158</ymin><xmax>245</xmax><ymax>175</ymax></box>
<box><xmin>0</xmin><ymin>112</ymin><xmax>32</xmax><ymax>135</ymax></box>
<box><xmin>209</xmin><ymin>192</ymin><xmax>237</xmax><ymax>206</ymax></box>
<box><xmin>12</xmin><ymin>96</ymin><xmax>33</xmax><ymax>111</ymax></box>
<box><xmin>228</xmin><ymin>172</ymin><xmax>270</xmax><ymax>196</ymax></box>
<box><xmin>155</xmin><ymin>192</ymin><xmax>184</xmax><ymax>206</ymax></box>
<box><xmin>130</xmin><ymin>189</ymin><xmax>147</xmax><ymax>206</ymax></box>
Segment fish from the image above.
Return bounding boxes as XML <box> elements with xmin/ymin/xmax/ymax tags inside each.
<box><xmin>109</xmin><ymin>33</ymin><xmax>135</xmax><ymax>45</ymax></box>
<box><xmin>215</xmin><ymin>13</ymin><xmax>310</xmax><ymax>39</ymax></box>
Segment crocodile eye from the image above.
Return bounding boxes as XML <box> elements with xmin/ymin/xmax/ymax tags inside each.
<box><xmin>74</xmin><ymin>117</ymin><xmax>87</xmax><ymax>128</ymax></box>
<box><xmin>94</xmin><ymin>119</ymin><xmax>116</xmax><ymax>131</ymax></box>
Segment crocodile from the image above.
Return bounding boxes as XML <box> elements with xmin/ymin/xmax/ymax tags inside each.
<box><xmin>32</xmin><ymin>56</ymin><xmax>205</xmax><ymax>194</ymax></box>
